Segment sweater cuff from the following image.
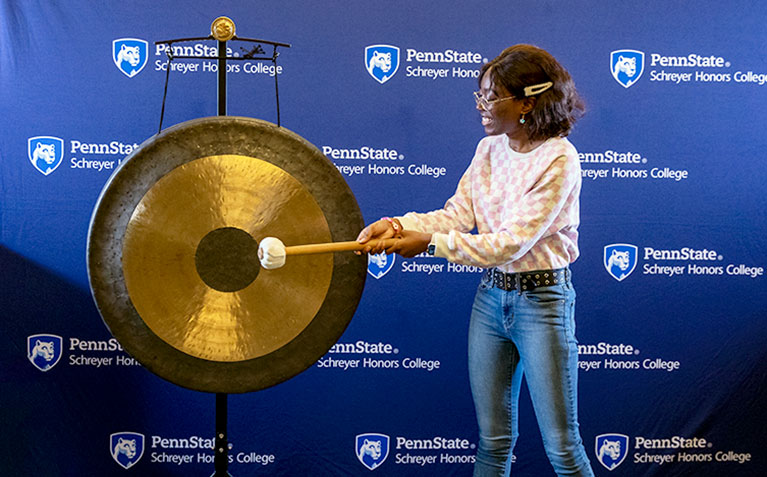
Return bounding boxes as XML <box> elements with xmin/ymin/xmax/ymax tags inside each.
<box><xmin>430</xmin><ymin>233</ymin><xmax>450</xmax><ymax>259</ymax></box>
<box><xmin>395</xmin><ymin>215</ymin><xmax>419</xmax><ymax>232</ymax></box>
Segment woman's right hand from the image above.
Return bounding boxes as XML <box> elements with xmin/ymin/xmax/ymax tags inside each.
<box><xmin>356</xmin><ymin>218</ymin><xmax>401</xmax><ymax>254</ymax></box>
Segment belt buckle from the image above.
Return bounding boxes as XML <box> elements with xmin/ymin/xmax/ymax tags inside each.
<box><xmin>491</xmin><ymin>269</ymin><xmax>510</xmax><ymax>291</ymax></box>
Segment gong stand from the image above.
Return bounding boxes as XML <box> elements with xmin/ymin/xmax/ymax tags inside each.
<box><xmin>153</xmin><ymin>18</ymin><xmax>291</xmax><ymax>477</ymax></box>
<box><xmin>155</xmin><ymin>20</ymin><xmax>291</xmax><ymax>134</ymax></box>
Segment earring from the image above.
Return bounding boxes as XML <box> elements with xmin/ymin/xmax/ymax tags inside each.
<box><xmin>519</xmin><ymin>113</ymin><xmax>526</xmax><ymax>124</ymax></box>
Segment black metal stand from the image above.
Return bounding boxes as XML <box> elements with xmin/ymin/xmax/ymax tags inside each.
<box><xmin>213</xmin><ymin>38</ymin><xmax>230</xmax><ymax>477</ymax></box>
<box><xmin>217</xmin><ymin>40</ymin><xmax>227</xmax><ymax>117</ymax></box>
<box><xmin>214</xmin><ymin>393</ymin><xmax>229</xmax><ymax>476</ymax></box>
<box><xmin>155</xmin><ymin>33</ymin><xmax>290</xmax><ymax>133</ymax></box>
<box><xmin>152</xmin><ymin>22</ymin><xmax>291</xmax><ymax>477</ymax></box>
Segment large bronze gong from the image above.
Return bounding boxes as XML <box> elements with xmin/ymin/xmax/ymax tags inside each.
<box><xmin>87</xmin><ymin>116</ymin><xmax>366</xmax><ymax>393</ymax></box>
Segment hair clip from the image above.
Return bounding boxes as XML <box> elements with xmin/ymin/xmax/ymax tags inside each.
<box><xmin>523</xmin><ymin>81</ymin><xmax>553</xmax><ymax>97</ymax></box>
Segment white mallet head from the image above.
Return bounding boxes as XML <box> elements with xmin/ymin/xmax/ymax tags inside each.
<box><xmin>258</xmin><ymin>237</ymin><xmax>286</xmax><ymax>269</ymax></box>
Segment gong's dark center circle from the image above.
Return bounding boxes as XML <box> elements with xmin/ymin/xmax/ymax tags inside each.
<box><xmin>195</xmin><ymin>227</ymin><xmax>260</xmax><ymax>292</ymax></box>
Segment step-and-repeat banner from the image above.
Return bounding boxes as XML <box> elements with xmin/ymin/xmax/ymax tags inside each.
<box><xmin>2</xmin><ymin>2</ymin><xmax>766</xmax><ymax>476</ymax></box>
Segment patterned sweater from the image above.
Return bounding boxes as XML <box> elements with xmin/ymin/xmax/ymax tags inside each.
<box><xmin>398</xmin><ymin>134</ymin><xmax>581</xmax><ymax>273</ymax></box>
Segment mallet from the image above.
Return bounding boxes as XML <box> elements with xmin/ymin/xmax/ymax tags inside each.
<box><xmin>259</xmin><ymin>237</ymin><xmax>398</xmax><ymax>269</ymax></box>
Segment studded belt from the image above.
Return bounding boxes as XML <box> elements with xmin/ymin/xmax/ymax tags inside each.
<box><xmin>483</xmin><ymin>267</ymin><xmax>569</xmax><ymax>292</ymax></box>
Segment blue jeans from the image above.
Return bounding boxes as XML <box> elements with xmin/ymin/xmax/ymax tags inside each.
<box><xmin>469</xmin><ymin>270</ymin><xmax>594</xmax><ymax>476</ymax></box>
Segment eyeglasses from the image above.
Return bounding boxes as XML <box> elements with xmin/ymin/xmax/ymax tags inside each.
<box><xmin>473</xmin><ymin>91</ymin><xmax>515</xmax><ymax>110</ymax></box>
<box><xmin>473</xmin><ymin>81</ymin><xmax>555</xmax><ymax>110</ymax></box>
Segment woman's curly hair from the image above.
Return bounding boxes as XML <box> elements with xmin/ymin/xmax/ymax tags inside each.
<box><xmin>480</xmin><ymin>44</ymin><xmax>585</xmax><ymax>141</ymax></box>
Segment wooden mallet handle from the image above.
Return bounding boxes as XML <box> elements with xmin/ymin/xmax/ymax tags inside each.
<box><xmin>285</xmin><ymin>239</ymin><xmax>398</xmax><ymax>256</ymax></box>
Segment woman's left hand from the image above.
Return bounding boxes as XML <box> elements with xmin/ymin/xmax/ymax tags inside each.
<box><xmin>383</xmin><ymin>230</ymin><xmax>432</xmax><ymax>258</ymax></box>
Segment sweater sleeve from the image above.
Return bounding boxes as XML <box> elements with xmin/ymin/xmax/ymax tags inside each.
<box><xmin>432</xmin><ymin>151</ymin><xmax>580</xmax><ymax>268</ymax></box>
<box><xmin>396</xmin><ymin>146</ymin><xmax>482</xmax><ymax>234</ymax></box>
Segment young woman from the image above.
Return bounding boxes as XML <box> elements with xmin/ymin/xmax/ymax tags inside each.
<box><xmin>357</xmin><ymin>44</ymin><xmax>594</xmax><ymax>476</ymax></box>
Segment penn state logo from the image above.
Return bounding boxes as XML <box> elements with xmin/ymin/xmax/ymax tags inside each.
<box><xmin>110</xmin><ymin>432</ymin><xmax>145</xmax><ymax>469</ymax></box>
<box><xmin>28</xmin><ymin>136</ymin><xmax>64</xmax><ymax>176</ymax></box>
<box><xmin>368</xmin><ymin>252</ymin><xmax>395</xmax><ymax>279</ymax></box>
<box><xmin>356</xmin><ymin>433</ymin><xmax>390</xmax><ymax>470</ymax></box>
<box><xmin>604</xmin><ymin>243</ymin><xmax>638</xmax><ymax>281</ymax></box>
<box><xmin>595</xmin><ymin>433</ymin><xmax>629</xmax><ymax>471</ymax></box>
<box><xmin>365</xmin><ymin>45</ymin><xmax>400</xmax><ymax>84</ymax></box>
<box><xmin>27</xmin><ymin>334</ymin><xmax>63</xmax><ymax>371</ymax></box>
<box><xmin>610</xmin><ymin>49</ymin><xmax>645</xmax><ymax>88</ymax></box>
<box><xmin>113</xmin><ymin>38</ymin><xmax>148</xmax><ymax>78</ymax></box>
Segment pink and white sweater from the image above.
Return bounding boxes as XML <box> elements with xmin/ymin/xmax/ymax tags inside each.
<box><xmin>398</xmin><ymin>134</ymin><xmax>581</xmax><ymax>273</ymax></box>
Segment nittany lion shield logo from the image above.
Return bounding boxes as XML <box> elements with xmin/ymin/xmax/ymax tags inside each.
<box><xmin>113</xmin><ymin>38</ymin><xmax>148</xmax><ymax>78</ymax></box>
<box><xmin>368</xmin><ymin>252</ymin><xmax>395</xmax><ymax>279</ymax></box>
<box><xmin>610</xmin><ymin>50</ymin><xmax>645</xmax><ymax>88</ymax></box>
<box><xmin>604</xmin><ymin>243</ymin><xmax>638</xmax><ymax>281</ymax></box>
<box><xmin>365</xmin><ymin>45</ymin><xmax>400</xmax><ymax>84</ymax></box>
<box><xmin>110</xmin><ymin>432</ymin><xmax>145</xmax><ymax>469</ymax></box>
<box><xmin>595</xmin><ymin>433</ymin><xmax>629</xmax><ymax>471</ymax></box>
<box><xmin>27</xmin><ymin>334</ymin><xmax>63</xmax><ymax>372</ymax></box>
<box><xmin>356</xmin><ymin>433</ymin><xmax>390</xmax><ymax>471</ymax></box>
<box><xmin>28</xmin><ymin>136</ymin><xmax>64</xmax><ymax>176</ymax></box>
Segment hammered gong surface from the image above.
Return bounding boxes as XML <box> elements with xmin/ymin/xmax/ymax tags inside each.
<box><xmin>87</xmin><ymin>116</ymin><xmax>367</xmax><ymax>393</ymax></box>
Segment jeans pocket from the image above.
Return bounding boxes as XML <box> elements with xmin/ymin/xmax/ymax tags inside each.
<box><xmin>563</xmin><ymin>298</ymin><xmax>576</xmax><ymax>338</ymax></box>
<box><xmin>521</xmin><ymin>284</ymin><xmax>566</xmax><ymax>305</ymax></box>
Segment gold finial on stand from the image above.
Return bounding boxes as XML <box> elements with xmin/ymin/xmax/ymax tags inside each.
<box><xmin>211</xmin><ymin>16</ymin><xmax>235</xmax><ymax>41</ymax></box>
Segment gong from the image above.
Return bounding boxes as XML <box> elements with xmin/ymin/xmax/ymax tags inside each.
<box><xmin>87</xmin><ymin>116</ymin><xmax>367</xmax><ymax>393</ymax></box>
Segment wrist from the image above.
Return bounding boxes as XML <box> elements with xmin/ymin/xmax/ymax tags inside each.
<box><xmin>380</xmin><ymin>216</ymin><xmax>403</xmax><ymax>234</ymax></box>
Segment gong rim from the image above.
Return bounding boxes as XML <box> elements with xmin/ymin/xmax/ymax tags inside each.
<box><xmin>86</xmin><ymin>116</ymin><xmax>367</xmax><ymax>393</ymax></box>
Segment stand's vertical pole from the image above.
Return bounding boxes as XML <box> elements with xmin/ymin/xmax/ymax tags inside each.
<box><xmin>214</xmin><ymin>393</ymin><xmax>229</xmax><ymax>476</ymax></box>
<box><xmin>214</xmin><ymin>38</ymin><xmax>229</xmax><ymax>477</ymax></box>
<box><xmin>218</xmin><ymin>40</ymin><xmax>227</xmax><ymax>116</ymax></box>
<box><xmin>273</xmin><ymin>46</ymin><xmax>281</xmax><ymax>127</ymax></box>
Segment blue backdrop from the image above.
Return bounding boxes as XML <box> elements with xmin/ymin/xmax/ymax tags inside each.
<box><xmin>2</xmin><ymin>1</ymin><xmax>766</xmax><ymax>476</ymax></box>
